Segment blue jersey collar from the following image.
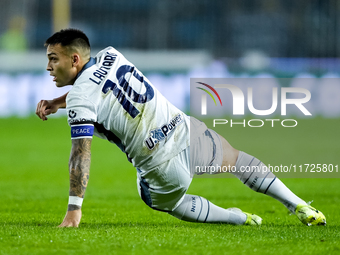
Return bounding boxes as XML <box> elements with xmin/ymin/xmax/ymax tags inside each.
<box><xmin>76</xmin><ymin>57</ymin><xmax>96</xmax><ymax>79</ymax></box>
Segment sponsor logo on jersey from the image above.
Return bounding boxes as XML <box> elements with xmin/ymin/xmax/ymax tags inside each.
<box><xmin>144</xmin><ymin>113</ymin><xmax>183</xmax><ymax>150</ymax></box>
<box><xmin>68</xmin><ymin>110</ymin><xmax>77</xmax><ymax>118</ymax></box>
<box><xmin>69</xmin><ymin>118</ymin><xmax>95</xmax><ymax>125</ymax></box>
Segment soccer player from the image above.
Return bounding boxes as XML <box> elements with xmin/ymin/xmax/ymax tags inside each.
<box><xmin>36</xmin><ymin>28</ymin><xmax>326</xmax><ymax>227</ymax></box>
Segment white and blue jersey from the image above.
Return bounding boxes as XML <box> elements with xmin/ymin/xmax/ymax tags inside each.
<box><xmin>66</xmin><ymin>47</ymin><xmax>190</xmax><ymax>169</ymax></box>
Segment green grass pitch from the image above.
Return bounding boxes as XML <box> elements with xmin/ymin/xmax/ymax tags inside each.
<box><xmin>0</xmin><ymin>116</ymin><xmax>339</xmax><ymax>255</ymax></box>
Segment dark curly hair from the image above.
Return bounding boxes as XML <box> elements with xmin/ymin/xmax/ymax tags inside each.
<box><xmin>45</xmin><ymin>28</ymin><xmax>91</xmax><ymax>58</ymax></box>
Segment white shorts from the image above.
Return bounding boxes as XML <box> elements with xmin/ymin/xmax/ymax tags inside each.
<box><xmin>137</xmin><ymin>125</ymin><xmax>223</xmax><ymax>212</ymax></box>
<box><xmin>137</xmin><ymin>147</ymin><xmax>191</xmax><ymax>212</ymax></box>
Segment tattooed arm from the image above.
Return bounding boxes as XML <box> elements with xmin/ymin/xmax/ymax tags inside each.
<box><xmin>59</xmin><ymin>138</ymin><xmax>92</xmax><ymax>228</ymax></box>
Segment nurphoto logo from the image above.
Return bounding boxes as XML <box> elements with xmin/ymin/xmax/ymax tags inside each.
<box><xmin>193</xmin><ymin>79</ymin><xmax>312</xmax><ymax>128</ymax></box>
<box><xmin>196</xmin><ymin>82</ymin><xmax>223</xmax><ymax>114</ymax></box>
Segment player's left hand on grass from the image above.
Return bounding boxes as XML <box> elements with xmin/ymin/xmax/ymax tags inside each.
<box><xmin>58</xmin><ymin>209</ymin><xmax>82</xmax><ymax>228</ymax></box>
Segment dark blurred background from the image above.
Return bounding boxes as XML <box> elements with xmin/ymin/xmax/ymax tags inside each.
<box><xmin>0</xmin><ymin>0</ymin><xmax>340</xmax><ymax>117</ymax></box>
<box><xmin>1</xmin><ymin>0</ymin><xmax>340</xmax><ymax>58</ymax></box>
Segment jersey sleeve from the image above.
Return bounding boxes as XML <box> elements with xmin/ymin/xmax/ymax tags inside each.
<box><xmin>66</xmin><ymin>95</ymin><xmax>97</xmax><ymax>140</ymax></box>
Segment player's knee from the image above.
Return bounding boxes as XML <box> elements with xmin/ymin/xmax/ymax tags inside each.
<box><xmin>219</xmin><ymin>134</ymin><xmax>239</xmax><ymax>168</ymax></box>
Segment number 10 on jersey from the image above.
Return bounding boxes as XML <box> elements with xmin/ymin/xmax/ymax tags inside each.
<box><xmin>102</xmin><ymin>65</ymin><xmax>154</xmax><ymax>118</ymax></box>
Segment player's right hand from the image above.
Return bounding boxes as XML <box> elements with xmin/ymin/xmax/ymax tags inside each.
<box><xmin>35</xmin><ymin>99</ymin><xmax>59</xmax><ymax>121</ymax></box>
